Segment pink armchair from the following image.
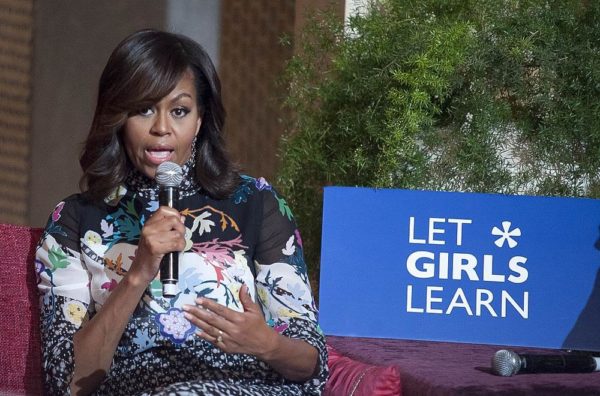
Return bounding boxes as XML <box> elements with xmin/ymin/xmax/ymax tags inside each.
<box><xmin>0</xmin><ymin>223</ymin><xmax>43</xmax><ymax>394</ymax></box>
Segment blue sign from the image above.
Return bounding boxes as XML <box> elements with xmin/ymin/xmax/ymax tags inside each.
<box><xmin>319</xmin><ymin>187</ymin><xmax>600</xmax><ymax>351</ymax></box>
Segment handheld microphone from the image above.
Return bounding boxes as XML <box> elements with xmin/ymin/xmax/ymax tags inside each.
<box><xmin>492</xmin><ymin>349</ymin><xmax>600</xmax><ymax>376</ymax></box>
<box><xmin>155</xmin><ymin>161</ymin><xmax>183</xmax><ymax>297</ymax></box>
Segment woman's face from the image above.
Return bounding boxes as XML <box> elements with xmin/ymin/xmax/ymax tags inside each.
<box><xmin>123</xmin><ymin>71</ymin><xmax>202</xmax><ymax>179</ymax></box>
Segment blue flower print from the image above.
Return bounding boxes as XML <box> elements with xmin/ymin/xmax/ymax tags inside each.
<box><xmin>255</xmin><ymin>177</ymin><xmax>272</xmax><ymax>191</ymax></box>
<box><xmin>180</xmin><ymin>267</ymin><xmax>203</xmax><ymax>293</ymax></box>
<box><xmin>233</xmin><ymin>176</ymin><xmax>255</xmax><ymax>204</ymax></box>
<box><xmin>132</xmin><ymin>327</ymin><xmax>157</xmax><ymax>353</ymax></box>
<box><xmin>146</xmin><ymin>200</ymin><xmax>159</xmax><ymax>213</ymax></box>
<box><xmin>155</xmin><ymin>308</ymin><xmax>195</xmax><ymax>344</ymax></box>
<box><xmin>103</xmin><ymin>197</ymin><xmax>143</xmax><ymax>248</ymax></box>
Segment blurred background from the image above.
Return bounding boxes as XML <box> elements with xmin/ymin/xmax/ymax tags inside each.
<box><xmin>0</xmin><ymin>0</ymin><xmax>357</xmax><ymax>227</ymax></box>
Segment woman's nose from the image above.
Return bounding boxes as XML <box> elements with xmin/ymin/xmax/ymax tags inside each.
<box><xmin>151</xmin><ymin>112</ymin><xmax>170</xmax><ymax>135</ymax></box>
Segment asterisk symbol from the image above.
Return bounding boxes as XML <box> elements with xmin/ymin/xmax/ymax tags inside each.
<box><xmin>491</xmin><ymin>221</ymin><xmax>521</xmax><ymax>248</ymax></box>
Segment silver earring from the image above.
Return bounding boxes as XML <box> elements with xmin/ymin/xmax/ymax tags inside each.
<box><xmin>189</xmin><ymin>135</ymin><xmax>198</xmax><ymax>167</ymax></box>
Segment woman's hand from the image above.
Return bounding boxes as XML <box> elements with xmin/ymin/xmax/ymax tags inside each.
<box><xmin>183</xmin><ymin>284</ymin><xmax>319</xmax><ymax>381</ymax></box>
<box><xmin>183</xmin><ymin>284</ymin><xmax>279</xmax><ymax>358</ymax></box>
<box><xmin>128</xmin><ymin>206</ymin><xmax>186</xmax><ymax>285</ymax></box>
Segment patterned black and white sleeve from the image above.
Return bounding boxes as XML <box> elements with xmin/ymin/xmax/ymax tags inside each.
<box><xmin>36</xmin><ymin>198</ymin><xmax>93</xmax><ymax>394</ymax></box>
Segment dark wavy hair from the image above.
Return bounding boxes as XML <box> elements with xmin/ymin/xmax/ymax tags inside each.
<box><xmin>80</xmin><ymin>29</ymin><xmax>239</xmax><ymax>201</ymax></box>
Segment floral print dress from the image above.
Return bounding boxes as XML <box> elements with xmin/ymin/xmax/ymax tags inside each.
<box><xmin>36</xmin><ymin>174</ymin><xmax>327</xmax><ymax>395</ymax></box>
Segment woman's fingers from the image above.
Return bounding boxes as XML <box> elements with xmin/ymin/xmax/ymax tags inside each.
<box><xmin>182</xmin><ymin>289</ymin><xmax>276</xmax><ymax>357</ymax></box>
<box><xmin>182</xmin><ymin>304</ymin><xmax>233</xmax><ymax>348</ymax></box>
<box><xmin>145</xmin><ymin>207</ymin><xmax>184</xmax><ymax>230</ymax></box>
<box><xmin>183</xmin><ymin>303</ymin><xmax>230</xmax><ymax>330</ymax></box>
<box><xmin>128</xmin><ymin>206</ymin><xmax>186</xmax><ymax>284</ymax></box>
<box><xmin>141</xmin><ymin>207</ymin><xmax>186</xmax><ymax>253</ymax></box>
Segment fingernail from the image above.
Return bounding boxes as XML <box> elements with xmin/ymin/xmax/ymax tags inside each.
<box><xmin>242</xmin><ymin>284</ymin><xmax>251</xmax><ymax>296</ymax></box>
<box><xmin>182</xmin><ymin>305</ymin><xmax>190</xmax><ymax>311</ymax></box>
<box><xmin>183</xmin><ymin>312</ymin><xmax>192</xmax><ymax>320</ymax></box>
<box><xmin>180</xmin><ymin>215</ymin><xmax>185</xmax><ymax>223</ymax></box>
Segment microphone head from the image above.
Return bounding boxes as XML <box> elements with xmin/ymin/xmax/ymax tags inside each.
<box><xmin>492</xmin><ymin>349</ymin><xmax>521</xmax><ymax>376</ymax></box>
<box><xmin>155</xmin><ymin>161</ymin><xmax>183</xmax><ymax>188</ymax></box>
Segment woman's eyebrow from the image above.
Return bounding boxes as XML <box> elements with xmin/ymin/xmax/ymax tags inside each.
<box><xmin>169</xmin><ymin>93</ymin><xmax>193</xmax><ymax>103</ymax></box>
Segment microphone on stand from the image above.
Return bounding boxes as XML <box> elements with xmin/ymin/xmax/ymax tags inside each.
<box><xmin>492</xmin><ymin>349</ymin><xmax>600</xmax><ymax>376</ymax></box>
<box><xmin>155</xmin><ymin>161</ymin><xmax>184</xmax><ymax>297</ymax></box>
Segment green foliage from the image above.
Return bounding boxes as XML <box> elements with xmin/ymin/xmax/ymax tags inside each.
<box><xmin>278</xmin><ymin>0</ymin><xmax>600</xmax><ymax>285</ymax></box>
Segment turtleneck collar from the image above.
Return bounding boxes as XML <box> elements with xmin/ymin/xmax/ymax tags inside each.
<box><xmin>124</xmin><ymin>156</ymin><xmax>200</xmax><ymax>200</ymax></box>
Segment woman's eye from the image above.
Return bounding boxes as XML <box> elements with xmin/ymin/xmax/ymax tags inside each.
<box><xmin>138</xmin><ymin>107</ymin><xmax>154</xmax><ymax>116</ymax></box>
<box><xmin>172</xmin><ymin>107</ymin><xmax>190</xmax><ymax>118</ymax></box>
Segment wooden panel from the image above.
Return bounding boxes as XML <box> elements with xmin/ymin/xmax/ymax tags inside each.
<box><xmin>0</xmin><ymin>0</ymin><xmax>33</xmax><ymax>225</ymax></box>
<box><xmin>219</xmin><ymin>0</ymin><xmax>296</xmax><ymax>181</ymax></box>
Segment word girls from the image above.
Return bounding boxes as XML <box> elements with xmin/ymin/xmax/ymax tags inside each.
<box><xmin>405</xmin><ymin>217</ymin><xmax>529</xmax><ymax>319</ymax></box>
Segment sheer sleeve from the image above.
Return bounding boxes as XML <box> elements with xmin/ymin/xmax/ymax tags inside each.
<box><xmin>36</xmin><ymin>197</ymin><xmax>93</xmax><ymax>395</ymax></box>
<box><xmin>253</xmin><ymin>184</ymin><xmax>328</xmax><ymax>394</ymax></box>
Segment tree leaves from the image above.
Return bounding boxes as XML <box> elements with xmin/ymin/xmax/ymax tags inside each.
<box><xmin>278</xmin><ymin>0</ymin><xmax>600</xmax><ymax>286</ymax></box>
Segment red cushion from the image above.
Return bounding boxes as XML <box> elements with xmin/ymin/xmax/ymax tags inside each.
<box><xmin>0</xmin><ymin>223</ymin><xmax>44</xmax><ymax>395</ymax></box>
<box><xmin>325</xmin><ymin>344</ymin><xmax>401</xmax><ymax>396</ymax></box>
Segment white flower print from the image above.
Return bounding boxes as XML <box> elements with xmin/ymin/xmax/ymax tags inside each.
<box><xmin>100</xmin><ymin>219</ymin><xmax>113</xmax><ymax>238</ymax></box>
<box><xmin>62</xmin><ymin>300</ymin><xmax>87</xmax><ymax>326</ymax></box>
<box><xmin>157</xmin><ymin>308</ymin><xmax>193</xmax><ymax>342</ymax></box>
<box><xmin>83</xmin><ymin>230</ymin><xmax>108</xmax><ymax>256</ymax></box>
<box><xmin>281</xmin><ymin>235</ymin><xmax>295</xmax><ymax>256</ymax></box>
<box><xmin>229</xmin><ymin>250</ymin><xmax>249</xmax><ymax>278</ymax></box>
<box><xmin>192</xmin><ymin>211</ymin><xmax>215</xmax><ymax>236</ymax></box>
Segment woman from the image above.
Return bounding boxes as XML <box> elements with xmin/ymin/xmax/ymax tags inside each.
<box><xmin>36</xmin><ymin>29</ymin><xmax>327</xmax><ymax>395</ymax></box>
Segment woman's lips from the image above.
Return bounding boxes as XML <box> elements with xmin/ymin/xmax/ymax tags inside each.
<box><xmin>145</xmin><ymin>149</ymin><xmax>174</xmax><ymax>165</ymax></box>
